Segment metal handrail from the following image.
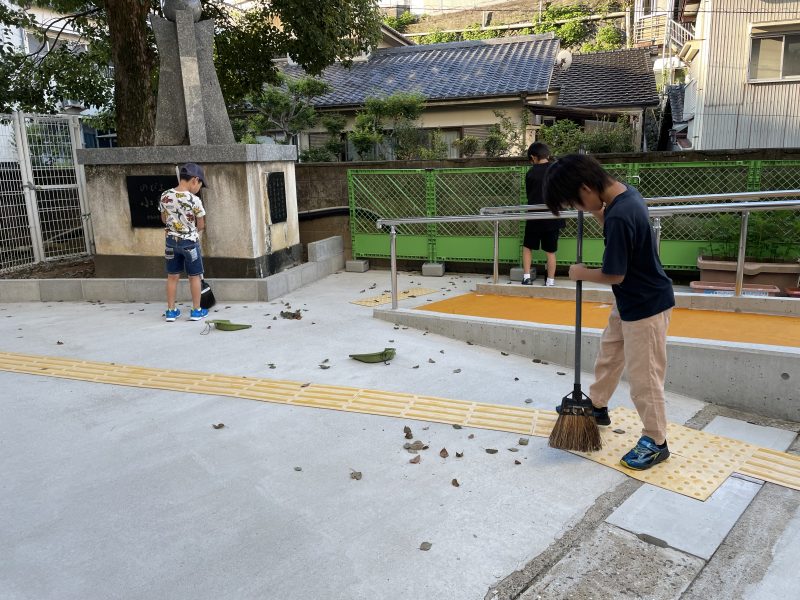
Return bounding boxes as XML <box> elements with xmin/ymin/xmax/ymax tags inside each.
<box><xmin>376</xmin><ymin>197</ymin><xmax>800</xmax><ymax>309</ymax></box>
<box><xmin>478</xmin><ymin>190</ymin><xmax>800</xmax><ymax>215</ymax></box>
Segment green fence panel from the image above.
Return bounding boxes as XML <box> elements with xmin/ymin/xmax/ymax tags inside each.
<box><xmin>348</xmin><ymin>161</ymin><xmax>800</xmax><ymax>269</ymax></box>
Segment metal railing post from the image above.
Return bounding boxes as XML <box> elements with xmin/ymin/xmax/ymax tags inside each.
<box><xmin>735</xmin><ymin>212</ymin><xmax>749</xmax><ymax>297</ymax></box>
<box><xmin>652</xmin><ymin>216</ymin><xmax>662</xmax><ymax>256</ymax></box>
<box><xmin>390</xmin><ymin>226</ymin><xmax>398</xmax><ymax>310</ymax></box>
<box><xmin>492</xmin><ymin>220</ymin><xmax>499</xmax><ymax>284</ymax></box>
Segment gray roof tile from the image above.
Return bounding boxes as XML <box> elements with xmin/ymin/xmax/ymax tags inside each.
<box><xmin>556</xmin><ymin>48</ymin><xmax>658</xmax><ymax>108</ymax></box>
<box><xmin>284</xmin><ymin>34</ymin><xmax>560</xmax><ymax>107</ymax></box>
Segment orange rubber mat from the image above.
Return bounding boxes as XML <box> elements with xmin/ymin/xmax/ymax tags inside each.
<box><xmin>417</xmin><ymin>293</ymin><xmax>800</xmax><ymax>348</ymax></box>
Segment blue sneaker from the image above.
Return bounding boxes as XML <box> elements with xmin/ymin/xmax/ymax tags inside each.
<box><xmin>189</xmin><ymin>307</ymin><xmax>208</xmax><ymax>321</ymax></box>
<box><xmin>165</xmin><ymin>307</ymin><xmax>181</xmax><ymax>322</ymax></box>
<box><xmin>620</xmin><ymin>436</ymin><xmax>670</xmax><ymax>470</ymax></box>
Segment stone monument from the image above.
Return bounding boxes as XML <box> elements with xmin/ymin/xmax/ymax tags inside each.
<box><xmin>76</xmin><ymin>0</ymin><xmax>301</xmax><ymax>278</ymax></box>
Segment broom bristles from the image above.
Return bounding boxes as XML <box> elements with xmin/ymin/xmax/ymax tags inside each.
<box><xmin>548</xmin><ymin>411</ymin><xmax>602</xmax><ymax>452</ymax></box>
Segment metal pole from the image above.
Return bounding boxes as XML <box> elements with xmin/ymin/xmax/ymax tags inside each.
<box><xmin>735</xmin><ymin>212</ymin><xmax>749</xmax><ymax>297</ymax></box>
<box><xmin>390</xmin><ymin>226</ymin><xmax>398</xmax><ymax>310</ymax></box>
<box><xmin>492</xmin><ymin>220</ymin><xmax>499</xmax><ymax>284</ymax></box>
<box><xmin>652</xmin><ymin>216</ymin><xmax>662</xmax><ymax>256</ymax></box>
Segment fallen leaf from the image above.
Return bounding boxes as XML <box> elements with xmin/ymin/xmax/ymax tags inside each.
<box><xmin>508</xmin><ymin>448</ymin><xmax>519</xmax><ymax>452</ymax></box>
<box><xmin>439</xmin><ymin>448</ymin><xmax>449</xmax><ymax>458</ymax></box>
<box><xmin>350</xmin><ymin>470</ymin><xmax>362</xmax><ymax>480</ymax></box>
<box><xmin>466</xmin><ymin>341</ymin><xmax>474</xmax><ymax>345</ymax></box>
<box><xmin>409</xmin><ymin>440</ymin><xmax>426</xmax><ymax>451</ymax></box>
<box><xmin>389</xmin><ymin>339</ymin><xmax>394</xmax><ymax>342</ymax></box>
<box><xmin>439</xmin><ymin>350</ymin><xmax>445</xmax><ymax>354</ymax></box>
<box><xmin>514</xmin><ymin>377</ymin><xmax>519</xmax><ymax>381</ymax></box>
<box><xmin>453</xmin><ymin>368</ymin><xmax>461</xmax><ymax>373</ymax></box>
<box><xmin>409</xmin><ymin>455</ymin><xmax>421</xmax><ymax>464</ymax></box>
<box><xmin>524</xmin><ymin>399</ymin><xmax>533</xmax><ymax>404</ymax></box>
<box><xmin>419</xmin><ymin>542</ymin><xmax>432</xmax><ymax>551</ymax></box>
<box><xmin>613</xmin><ymin>428</ymin><xmax>626</xmax><ymax>434</ymax></box>
<box><xmin>405</xmin><ymin>432</ymin><xmax>413</xmax><ymax>439</ymax></box>
<box><xmin>451</xmin><ymin>478</ymin><xmax>460</xmax><ymax>487</ymax></box>
<box><xmin>557</xmin><ymin>371</ymin><xmax>566</xmax><ymax>376</ymax></box>
<box><xmin>518</xmin><ymin>438</ymin><xmax>529</xmax><ymax>446</ymax></box>
<box><xmin>485</xmin><ymin>448</ymin><xmax>498</xmax><ymax>454</ymax></box>
<box><xmin>468</xmin><ymin>434</ymin><xmax>475</xmax><ymax>439</ymax></box>
<box><xmin>56</xmin><ymin>341</ymin><xmax>64</xmax><ymax>345</ymax></box>
<box><xmin>321</xmin><ymin>358</ymin><xmax>329</xmax><ymax>364</ymax></box>
<box><xmin>268</xmin><ymin>363</ymin><xmax>276</xmax><ymax>369</ymax></box>
<box><xmin>452</xmin><ymin>424</ymin><xmax>462</xmax><ymax>429</ymax></box>
<box><xmin>212</xmin><ymin>423</ymin><xmax>225</xmax><ymax>429</ymax></box>
<box><xmin>319</xmin><ymin>364</ymin><xmax>330</xmax><ymax>369</ymax></box>
<box><xmin>514</xmin><ymin>460</ymin><xmax>522</xmax><ymax>465</ymax></box>
<box><xmin>428</xmin><ymin>358</ymin><xmax>436</xmax><ymax>363</ymax></box>
<box><xmin>301</xmin><ymin>383</ymin><xmax>310</xmax><ymax>388</ymax></box>
<box><xmin>294</xmin><ymin>467</ymin><xmax>302</xmax><ymax>472</ymax></box>
<box><xmin>501</xmin><ymin>351</ymin><xmax>509</xmax><ymax>356</ymax></box>
<box><xmin>412</xmin><ymin>365</ymin><xmax>420</xmax><ymax>369</ymax></box>
<box><xmin>455</xmin><ymin>451</ymin><xmax>464</xmax><ymax>458</ymax></box>
<box><xmin>403</xmin><ymin>442</ymin><xmax>412</xmax><ymax>449</ymax></box>
<box><xmin>403</xmin><ymin>425</ymin><xmax>412</xmax><ymax>435</ymax></box>
<box><xmin>533</xmin><ymin>358</ymin><xmax>542</xmax><ymax>363</ymax></box>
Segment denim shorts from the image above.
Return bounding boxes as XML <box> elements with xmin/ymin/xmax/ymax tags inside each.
<box><xmin>165</xmin><ymin>236</ymin><xmax>204</xmax><ymax>276</ymax></box>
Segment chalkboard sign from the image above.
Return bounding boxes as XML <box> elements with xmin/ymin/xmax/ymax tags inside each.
<box><xmin>126</xmin><ymin>175</ymin><xmax>180</xmax><ymax>228</ymax></box>
<box><xmin>267</xmin><ymin>172</ymin><xmax>287</xmax><ymax>224</ymax></box>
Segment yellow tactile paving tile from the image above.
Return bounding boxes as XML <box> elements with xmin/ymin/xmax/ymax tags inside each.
<box><xmin>351</xmin><ymin>287</ymin><xmax>438</xmax><ymax>306</ymax></box>
<box><xmin>417</xmin><ymin>293</ymin><xmax>800</xmax><ymax>348</ymax></box>
<box><xmin>1</xmin><ymin>350</ymin><xmax>797</xmax><ymax>501</ymax></box>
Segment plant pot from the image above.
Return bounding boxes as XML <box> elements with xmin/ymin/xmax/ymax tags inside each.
<box><xmin>697</xmin><ymin>256</ymin><xmax>800</xmax><ymax>291</ymax></box>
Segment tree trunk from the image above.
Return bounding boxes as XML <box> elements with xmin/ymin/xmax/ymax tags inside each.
<box><xmin>103</xmin><ymin>0</ymin><xmax>155</xmax><ymax>147</ymax></box>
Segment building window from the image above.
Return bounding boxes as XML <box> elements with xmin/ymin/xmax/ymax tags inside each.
<box><xmin>749</xmin><ymin>24</ymin><xmax>800</xmax><ymax>81</ymax></box>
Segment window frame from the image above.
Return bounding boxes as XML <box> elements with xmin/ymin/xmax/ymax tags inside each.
<box><xmin>747</xmin><ymin>22</ymin><xmax>800</xmax><ymax>83</ymax></box>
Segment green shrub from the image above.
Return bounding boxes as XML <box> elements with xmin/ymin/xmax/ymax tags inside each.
<box><xmin>452</xmin><ymin>135</ymin><xmax>480</xmax><ymax>157</ymax></box>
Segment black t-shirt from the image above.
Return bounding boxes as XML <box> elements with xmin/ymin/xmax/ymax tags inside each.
<box><xmin>525</xmin><ymin>163</ymin><xmax>564</xmax><ymax>231</ymax></box>
<box><xmin>601</xmin><ymin>185</ymin><xmax>675</xmax><ymax>321</ymax></box>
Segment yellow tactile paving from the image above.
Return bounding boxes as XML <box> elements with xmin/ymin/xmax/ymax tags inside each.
<box><xmin>1</xmin><ymin>350</ymin><xmax>797</xmax><ymax>501</ymax></box>
<box><xmin>351</xmin><ymin>287</ymin><xmax>438</xmax><ymax>306</ymax></box>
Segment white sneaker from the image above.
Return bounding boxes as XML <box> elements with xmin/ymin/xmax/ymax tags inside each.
<box><xmin>544</xmin><ymin>278</ymin><xmax>556</xmax><ymax>287</ymax></box>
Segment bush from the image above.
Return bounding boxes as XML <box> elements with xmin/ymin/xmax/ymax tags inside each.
<box><xmin>452</xmin><ymin>135</ymin><xmax>480</xmax><ymax>157</ymax></box>
<box><xmin>537</xmin><ymin>118</ymin><xmax>634</xmax><ymax>155</ymax></box>
<box><xmin>581</xmin><ymin>24</ymin><xmax>625</xmax><ymax>53</ymax></box>
<box><xmin>299</xmin><ymin>147</ymin><xmax>334</xmax><ymax>162</ymax></box>
<box><xmin>383</xmin><ymin>11</ymin><xmax>416</xmax><ymax>33</ymax></box>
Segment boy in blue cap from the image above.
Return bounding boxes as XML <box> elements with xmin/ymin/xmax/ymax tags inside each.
<box><xmin>543</xmin><ymin>154</ymin><xmax>675</xmax><ymax>470</ymax></box>
<box><xmin>159</xmin><ymin>162</ymin><xmax>208</xmax><ymax>322</ymax></box>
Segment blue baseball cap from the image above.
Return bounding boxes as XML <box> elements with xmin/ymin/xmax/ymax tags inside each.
<box><xmin>179</xmin><ymin>162</ymin><xmax>207</xmax><ymax>188</ymax></box>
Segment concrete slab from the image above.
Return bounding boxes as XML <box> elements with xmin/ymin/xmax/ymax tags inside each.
<box><xmin>307</xmin><ymin>236</ymin><xmax>343</xmax><ymax>262</ymax></box>
<box><xmin>0</xmin><ymin>271</ymin><xmax>630</xmax><ymax>600</ymax></box>
<box><xmin>518</xmin><ymin>523</ymin><xmax>704</xmax><ymax>600</ymax></box>
<box><xmin>39</xmin><ymin>280</ymin><xmax>83</xmax><ymax>302</ymax></box>
<box><xmin>422</xmin><ymin>262</ymin><xmax>445</xmax><ymax>277</ymax></box>
<box><xmin>606</xmin><ymin>476</ymin><xmax>762</xmax><ymax>560</ymax></box>
<box><xmin>682</xmin><ymin>483</ymin><xmax>800</xmax><ymax>600</ymax></box>
<box><xmin>0</xmin><ymin>280</ymin><xmax>40</xmax><ymax>302</ymax></box>
<box><xmin>702</xmin><ymin>416</ymin><xmax>797</xmax><ymax>452</ymax></box>
<box><xmin>346</xmin><ymin>259</ymin><xmax>369</xmax><ymax>273</ymax></box>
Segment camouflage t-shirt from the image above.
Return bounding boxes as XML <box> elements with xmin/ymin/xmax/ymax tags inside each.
<box><xmin>158</xmin><ymin>188</ymin><xmax>206</xmax><ymax>241</ymax></box>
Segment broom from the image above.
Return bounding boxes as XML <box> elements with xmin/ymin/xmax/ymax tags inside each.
<box><xmin>548</xmin><ymin>210</ymin><xmax>602</xmax><ymax>452</ymax></box>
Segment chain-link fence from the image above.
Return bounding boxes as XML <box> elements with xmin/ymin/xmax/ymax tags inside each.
<box><xmin>349</xmin><ymin>162</ymin><xmax>800</xmax><ymax>269</ymax></box>
<box><xmin>0</xmin><ymin>112</ymin><xmax>91</xmax><ymax>274</ymax></box>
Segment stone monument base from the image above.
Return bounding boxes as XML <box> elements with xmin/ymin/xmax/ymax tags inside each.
<box><xmin>76</xmin><ymin>144</ymin><xmax>301</xmax><ymax>279</ymax></box>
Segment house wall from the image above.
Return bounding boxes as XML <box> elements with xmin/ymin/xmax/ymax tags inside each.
<box><xmin>689</xmin><ymin>0</ymin><xmax>800</xmax><ymax>149</ymax></box>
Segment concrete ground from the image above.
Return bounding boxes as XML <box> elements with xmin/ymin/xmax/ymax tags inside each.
<box><xmin>1</xmin><ymin>269</ymin><xmax>798</xmax><ymax>600</ymax></box>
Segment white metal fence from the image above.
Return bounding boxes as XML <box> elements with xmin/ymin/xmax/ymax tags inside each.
<box><xmin>0</xmin><ymin>112</ymin><xmax>92</xmax><ymax>274</ymax></box>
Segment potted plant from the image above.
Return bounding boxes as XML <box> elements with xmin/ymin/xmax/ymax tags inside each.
<box><xmin>696</xmin><ymin>210</ymin><xmax>800</xmax><ymax>292</ymax></box>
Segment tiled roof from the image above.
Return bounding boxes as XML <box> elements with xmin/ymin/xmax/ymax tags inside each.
<box><xmin>556</xmin><ymin>48</ymin><xmax>658</xmax><ymax>108</ymax></box>
<box><xmin>283</xmin><ymin>34</ymin><xmax>559</xmax><ymax>107</ymax></box>
<box><xmin>666</xmin><ymin>84</ymin><xmax>686</xmax><ymax>122</ymax></box>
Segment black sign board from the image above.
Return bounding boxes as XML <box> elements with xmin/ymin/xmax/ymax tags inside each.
<box><xmin>126</xmin><ymin>175</ymin><xmax>180</xmax><ymax>228</ymax></box>
<box><xmin>267</xmin><ymin>172</ymin><xmax>287</xmax><ymax>224</ymax></box>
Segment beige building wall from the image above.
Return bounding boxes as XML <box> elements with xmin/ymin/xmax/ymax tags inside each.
<box><xmin>688</xmin><ymin>0</ymin><xmax>800</xmax><ymax>149</ymax></box>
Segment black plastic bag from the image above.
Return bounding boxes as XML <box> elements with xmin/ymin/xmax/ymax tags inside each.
<box><xmin>200</xmin><ymin>279</ymin><xmax>216</xmax><ymax>309</ymax></box>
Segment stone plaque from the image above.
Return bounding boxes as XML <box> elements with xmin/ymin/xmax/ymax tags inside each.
<box><xmin>126</xmin><ymin>175</ymin><xmax>178</xmax><ymax>228</ymax></box>
<box><xmin>267</xmin><ymin>172</ymin><xmax>287</xmax><ymax>224</ymax></box>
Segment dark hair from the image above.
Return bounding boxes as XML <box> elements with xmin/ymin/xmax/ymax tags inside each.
<box><xmin>543</xmin><ymin>154</ymin><xmax>613</xmax><ymax>215</ymax></box>
<box><xmin>526</xmin><ymin>142</ymin><xmax>551</xmax><ymax>161</ymax></box>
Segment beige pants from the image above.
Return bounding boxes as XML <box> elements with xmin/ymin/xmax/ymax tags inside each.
<box><xmin>589</xmin><ymin>305</ymin><xmax>672</xmax><ymax>445</ymax></box>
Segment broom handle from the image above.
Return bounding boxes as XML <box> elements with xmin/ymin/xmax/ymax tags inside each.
<box><xmin>573</xmin><ymin>211</ymin><xmax>584</xmax><ymax>391</ymax></box>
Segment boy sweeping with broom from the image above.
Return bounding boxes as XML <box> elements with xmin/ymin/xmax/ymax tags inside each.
<box><xmin>543</xmin><ymin>155</ymin><xmax>675</xmax><ymax>470</ymax></box>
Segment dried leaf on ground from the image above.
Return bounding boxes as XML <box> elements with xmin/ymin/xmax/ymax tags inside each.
<box><xmin>409</xmin><ymin>455</ymin><xmax>421</xmax><ymax>464</ymax></box>
<box><xmin>557</xmin><ymin>372</ymin><xmax>566</xmax><ymax>376</ymax></box>
<box><xmin>455</xmin><ymin>452</ymin><xmax>464</xmax><ymax>458</ymax></box>
<box><xmin>485</xmin><ymin>448</ymin><xmax>498</xmax><ymax>454</ymax></box>
<box><xmin>280</xmin><ymin>309</ymin><xmax>302</xmax><ymax>320</ymax></box>
<box><xmin>409</xmin><ymin>440</ymin><xmax>426</xmax><ymax>451</ymax></box>
<box><xmin>518</xmin><ymin>438</ymin><xmax>529</xmax><ymax>446</ymax></box>
<box><xmin>524</xmin><ymin>398</ymin><xmax>532</xmax><ymax>404</ymax></box>
<box><xmin>319</xmin><ymin>364</ymin><xmax>330</xmax><ymax>369</ymax></box>
<box><xmin>613</xmin><ymin>428</ymin><xmax>626</xmax><ymax>434</ymax></box>
<box><xmin>212</xmin><ymin>423</ymin><xmax>225</xmax><ymax>429</ymax></box>
<box><xmin>452</xmin><ymin>424</ymin><xmax>462</xmax><ymax>429</ymax></box>
<box><xmin>451</xmin><ymin>478</ymin><xmax>460</xmax><ymax>487</ymax></box>
<box><xmin>514</xmin><ymin>460</ymin><xmax>522</xmax><ymax>465</ymax></box>
<box><xmin>508</xmin><ymin>448</ymin><xmax>519</xmax><ymax>452</ymax></box>
<box><xmin>301</xmin><ymin>382</ymin><xmax>310</xmax><ymax>388</ymax></box>
<box><xmin>439</xmin><ymin>448</ymin><xmax>449</xmax><ymax>458</ymax></box>
<box><xmin>468</xmin><ymin>434</ymin><xmax>475</xmax><ymax>439</ymax></box>
<box><xmin>294</xmin><ymin>467</ymin><xmax>302</xmax><ymax>472</ymax></box>
<box><xmin>453</xmin><ymin>368</ymin><xmax>461</xmax><ymax>373</ymax></box>
<box><xmin>501</xmin><ymin>352</ymin><xmax>509</xmax><ymax>356</ymax></box>
<box><xmin>419</xmin><ymin>542</ymin><xmax>432</xmax><ymax>551</ymax></box>
<box><xmin>350</xmin><ymin>470</ymin><xmax>362</xmax><ymax>480</ymax></box>
<box><xmin>428</xmin><ymin>358</ymin><xmax>435</xmax><ymax>363</ymax></box>
<box><xmin>412</xmin><ymin>365</ymin><xmax>420</xmax><ymax>369</ymax></box>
